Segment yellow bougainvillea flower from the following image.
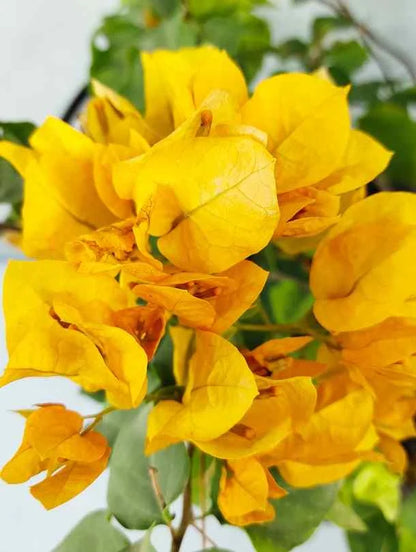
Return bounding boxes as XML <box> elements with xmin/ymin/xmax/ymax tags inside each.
<box><xmin>218</xmin><ymin>458</ymin><xmax>286</xmax><ymax>526</ymax></box>
<box><xmin>122</xmin><ymin>259</ymin><xmax>267</xmax><ymax>333</ymax></box>
<box><xmin>159</xmin><ymin>334</ymin><xmax>316</xmax><ymax>461</ymax></box>
<box><xmin>242</xmin><ymin>73</ymin><xmax>391</xmax><ymax>238</ymax></box>
<box><xmin>1</xmin><ymin>405</ymin><xmax>110</xmax><ymax>510</ymax></box>
<box><xmin>146</xmin><ymin>330</ymin><xmax>258</xmax><ymax>454</ymax></box>
<box><xmin>141</xmin><ymin>46</ymin><xmax>248</xmax><ymax>140</ymax></box>
<box><xmin>114</xmin><ymin>134</ymin><xmax>278</xmax><ymax>273</ymax></box>
<box><xmin>0</xmin><ymin>118</ymin><xmax>145</xmax><ymax>259</ymax></box>
<box><xmin>198</xmin><ymin>375</ymin><xmax>317</xmax><ymax>460</ymax></box>
<box><xmin>0</xmin><ymin>260</ymin><xmax>148</xmax><ymax>409</ymax></box>
<box><xmin>311</xmin><ymin>192</ymin><xmax>416</xmax><ymax>333</ymax></box>
<box><xmin>262</xmin><ymin>389</ymin><xmax>378</xmax><ymax>487</ymax></box>
<box><xmin>319</xmin><ymin>323</ymin><xmax>416</xmax><ymax>473</ymax></box>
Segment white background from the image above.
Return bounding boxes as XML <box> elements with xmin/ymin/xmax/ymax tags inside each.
<box><xmin>0</xmin><ymin>0</ymin><xmax>415</xmax><ymax>550</ymax></box>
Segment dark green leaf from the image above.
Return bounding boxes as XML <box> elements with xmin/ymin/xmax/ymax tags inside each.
<box><xmin>275</xmin><ymin>39</ymin><xmax>308</xmax><ymax>60</ymax></box>
<box><xmin>360</xmin><ymin>103</ymin><xmax>416</xmax><ymax>188</ymax></box>
<box><xmin>141</xmin><ymin>11</ymin><xmax>198</xmax><ymax>50</ymax></box>
<box><xmin>107</xmin><ymin>404</ymin><xmax>190</xmax><ymax>529</ymax></box>
<box><xmin>149</xmin><ymin>0</ymin><xmax>181</xmax><ymax>18</ymax></box>
<box><xmin>324</xmin><ymin>40</ymin><xmax>368</xmax><ymax>76</ymax></box>
<box><xmin>53</xmin><ymin>511</ymin><xmax>129</xmax><ymax>552</ymax></box>
<box><xmin>150</xmin><ymin>331</ymin><xmax>175</xmax><ymax>386</ymax></box>
<box><xmin>390</xmin><ymin>86</ymin><xmax>416</xmax><ymax>107</ymax></box>
<box><xmin>188</xmin><ymin>0</ymin><xmax>266</xmax><ymax>20</ymax></box>
<box><xmin>0</xmin><ymin>121</ymin><xmax>36</xmax><ymax>204</ymax></box>
<box><xmin>268</xmin><ymin>279</ymin><xmax>313</xmax><ymax>324</ymax></box>
<box><xmin>349</xmin><ymin>81</ymin><xmax>385</xmax><ymax>105</ymax></box>
<box><xmin>248</xmin><ymin>479</ymin><xmax>339</xmax><ymax>551</ymax></box>
<box><xmin>98</xmin><ymin>408</ymin><xmax>140</xmax><ymax>447</ymax></box>
<box><xmin>91</xmin><ymin>22</ymin><xmax>145</xmax><ymax>111</ymax></box>
<box><xmin>201</xmin><ymin>13</ymin><xmax>269</xmax><ymax>81</ymax></box>
<box><xmin>347</xmin><ymin>508</ymin><xmax>398</xmax><ymax>552</ymax></box>
<box><xmin>312</xmin><ymin>16</ymin><xmax>351</xmax><ymax>43</ymax></box>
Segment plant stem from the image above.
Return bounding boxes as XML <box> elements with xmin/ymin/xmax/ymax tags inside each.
<box><xmin>171</xmin><ymin>444</ymin><xmax>194</xmax><ymax>552</ymax></box>
<box><xmin>235</xmin><ymin>321</ymin><xmax>337</xmax><ymax>347</ymax></box>
<box><xmin>317</xmin><ymin>0</ymin><xmax>416</xmax><ymax>83</ymax></box>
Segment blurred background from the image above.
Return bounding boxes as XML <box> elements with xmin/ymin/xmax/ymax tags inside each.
<box><xmin>1</xmin><ymin>0</ymin><xmax>416</xmax><ymax>550</ymax></box>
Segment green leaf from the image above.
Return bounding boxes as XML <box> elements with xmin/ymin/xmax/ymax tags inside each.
<box><xmin>326</xmin><ymin>497</ymin><xmax>367</xmax><ymax>533</ymax></box>
<box><xmin>268</xmin><ymin>279</ymin><xmax>313</xmax><ymax>324</ymax></box>
<box><xmin>324</xmin><ymin>40</ymin><xmax>368</xmax><ymax>76</ymax></box>
<box><xmin>312</xmin><ymin>16</ymin><xmax>351</xmax><ymax>43</ymax></box>
<box><xmin>0</xmin><ymin>121</ymin><xmax>36</xmax><ymax>204</ymax></box>
<box><xmin>188</xmin><ymin>0</ymin><xmax>266</xmax><ymax>20</ymax></box>
<box><xmin>275</xmin><ymin>39</ymin><xmax>308</xmax><ymax>60</ymax></box>
<box><xmin>53</xmin><ymin>511</ymin><xmax>129</xmax><ymax>552</ymax></box>
<box><xmin>201</xmin><ymin>12</ymin><xmax>269</xmax><ymax>82</ymax></box>
<box><xmin>349</xmin><ymin>81</ymin><xmax>385</xmax><ymax>105</ymax></box>
<box><xmin>390</xmin><ymin>86</ymin><xmax>416</xmax><ymax>108</ymax></box>
<box><xmin>149</xmin><ymin>0</ymin><xmax>181</xmax><ymax>18</ymax></box>
<box><xmin>107</xmin><ymin>404</ymin><xmax>190</xmax><ymax>530</ymax></box>
<box><xmin>91</xmin><ymin>18</ymin><xmax>145</xmax><ymax>110</ymax></box>
<box><xmin>248</xmin><ymin>479</ymin><xmax>339</xmax><ymax>551</ymax></box>
<box><xmin>360</xmin><ymin>102</ymin><xmax>416</xmax><ymax>188</ymax></box>
<box><xmin>352</xmin><ymin>463</ymin><xmax>400</xmax><ymax>523</ymax></box>
<box><xmin>98</xmin><ymin>408</ymin><xmax>140</xmax><ymax>447</ymax></box>
<box><xmin>347</xmin><ymin>508</ymin><xmax>398</xmax><ymax>552</ymax></box>
<box><xmin>141</xmin><ymin>11</ymin><xmax>198</xmax><ymax>50</ymax></box>
<box><xmin>150</xmin><ymin>331</ymin><xmax>175</xmax><ymax>385</ymax></box>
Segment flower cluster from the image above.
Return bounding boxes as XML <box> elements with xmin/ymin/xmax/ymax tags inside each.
<box><xmin>1</xmin><ymin>45</ymin><xmax>412</xmax><ymax>529</ymax></box>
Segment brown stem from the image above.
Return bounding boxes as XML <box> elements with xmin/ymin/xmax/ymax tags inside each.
<box><xmin>171</xmin><ymin>444</ymin><xmax>194</xmax><ymax>552</ymax></box>
<box><xmin>149</xmin><ymin>466</ymin><xmax>176</xmax><ymax>545</ymax></box>
<box><xmin>318</xmin><ymin>0</ymin><xmax>416</xmax><ymax>83</ymax></box>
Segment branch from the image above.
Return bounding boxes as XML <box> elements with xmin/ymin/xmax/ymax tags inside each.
<box><xmin>317</xmin><ymin>0</ymin><xmax>416</xmax><ymax>83</ymax></box>
<box><xmin>171</xmin><ymin>444</ymin><xmax>195</xmax><ymax>552</ymax></box>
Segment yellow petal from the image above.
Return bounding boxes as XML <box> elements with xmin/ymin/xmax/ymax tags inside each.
<box><xmin>218</xmin><ymin>458</ymin><xmax>281</xmax><ymax>526</ymax></box>
<box><xmin>242</xmin><ymin>74</ymin><xmax>350</xmax><ymax>192</ymax></box>
<box><xmin>170</xmin><ymin>326</ymin><xmax>195</xmax><ymax>386</ymax></box>
<box><xmin>311</xmin><ymin>192</ymin><xmax>416</xmax><ymax>332</ymax></box>
<box><xmin>30</xmin><ymin>445</ymin><xmax>110</xmax><ymax>510</ymax></box>
<box><xmin>117</xmin><ymin>136</ymin><xmax>278</xmax><ymax>273</ymax></box>
<box><xmin>146</xmin><ymin>331</ymin><xmax>257</xmax><ymax>449</ymax></box>
<box><xmin>142</xmin><ymin>46</ymin><xmax>248</xmax><ymax>139</ymax></box>
<box><xmin>317</xmin><ymin>129</ymin><xmax>393</xmax><ymax>194</ymax></box>
<box><xmin>211</xmin><ymin>261</ymin><xmax>268</xmax><ymax>333</ymax></box>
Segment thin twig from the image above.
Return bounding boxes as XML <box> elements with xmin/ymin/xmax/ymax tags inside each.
<box><xmin>191</xmin><ymin>522</ymin><xmax>218</xmax><ymax>548</ymax></box>
<box><xmin>149</xmin><ymin>466</ymin><xmax>176</xmax><ymax>545</ymax></box>
<box><xmin>317</xmin><ymin>0</ymin><xmax>416</xmax><ymax>83</ymax></box>
<box><xmin>171</xmin><ymin>444</ymin><xmax>195</xmax><ymax>552</ymax></box>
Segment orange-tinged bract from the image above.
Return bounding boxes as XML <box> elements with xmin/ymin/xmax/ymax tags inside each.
<box><xmin>1</xmin><ymin>405</ymin><xmax>110</xmax><ymax>509</ymax></box>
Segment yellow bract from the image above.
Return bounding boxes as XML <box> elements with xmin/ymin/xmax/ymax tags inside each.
<box><xmin>263</xmin><ymin>389</ymin><xmax>378</xmax><ymax>487</ymax></box>
<box><xmin>146</xmin><ymin>331</ymin><xmax>258</xmax><ymax>453</ymax></box>
<box><xmin>242</xmin><ymin>73</ymin><xmax>391</xmax><ymax>239</ymax></box>
<box><xmin>114</xmin><ymin>135</ymin><xmax>278</xmax><ymax>273</ymax></box>
<box><xmin>311</xmin><ymin>192</ymin><xmax>416</xmax><ymax>332</ymax></box>
<box><xmin>1</xmin><ymin>260</ymin><xmax>148</xmax><ymax>409</ymax></box>
<box><xmin>218</xmin><ymin>458</ymin><xmax>286</xmax><ymax>526</ymax></box>
<box><xmin>142</xmin><ymin>46</ymin><xmax>248</xmax><ymax>140</ymax></box>
<box><xmin>122</xmin><ymin>259</ymin><xmax>268</xmax><ymax>332</ymax></box>
<box><xmin>1</xmin><ymin>405</ymin><xmax>110</xmax><ymax>509</ymax></box>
